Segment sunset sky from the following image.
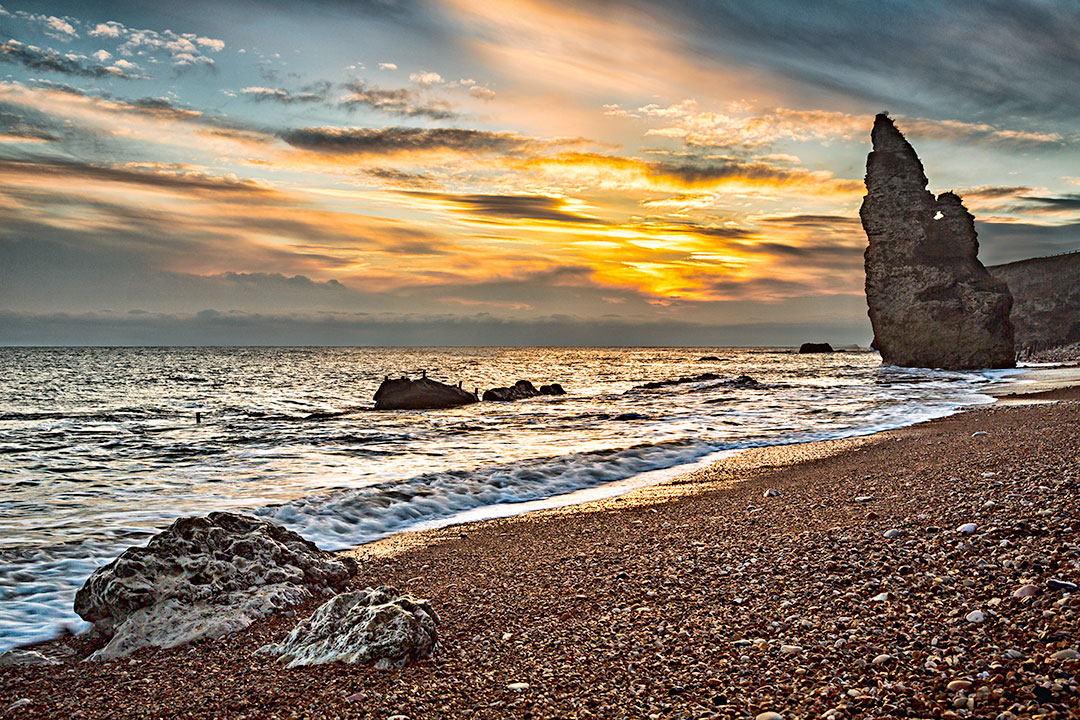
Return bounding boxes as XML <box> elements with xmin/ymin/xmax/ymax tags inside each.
<box><xmin>2</xmin><ymin>0</ymin><xmax>1079</xmax><ymax>345</ymax></box>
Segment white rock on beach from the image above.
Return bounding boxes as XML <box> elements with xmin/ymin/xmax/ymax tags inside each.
<box><xmin>258</xmin><ymin>586</ymin><xmax>438</xmax><ymax>669</ymax></box>
<box><xmin>74</xmin><ymin>512</ymin><xmax>356</xmax><ymax>660</ymax></box>
<box><xmin>965</xmin><ymin>610</ymin><xmax>986</xmax><ymax>623</ymax></box>
<box><xmin>883</xmin><ymin>529</ymin><xmax>900</xmax><ymax>539</ymax></box>
<box><xmin>957</xmin><ymin>523</ymin><xmax>977</xmax><ymax>534</ymax></box>
<box><xmin>0</xmin><ymin>649</ymin><xmax>60</xmax><ymax>666</ymax></box>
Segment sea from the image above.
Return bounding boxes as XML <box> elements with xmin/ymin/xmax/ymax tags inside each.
<box><xmin>0</xmin><ymin>346</ymin><xmax>1021</xmax><ymax>651</ymax></box>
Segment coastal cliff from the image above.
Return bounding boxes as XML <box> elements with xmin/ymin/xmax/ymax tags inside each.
<box><xmin>860</xmin><ymin>114</ymin><xmax>1015</xmax><ymax>369</ymax></box>
<box><xmin>990</xmin><ymin>251</ymin><xmax>1080</xmax><ymax>358</ymax></box>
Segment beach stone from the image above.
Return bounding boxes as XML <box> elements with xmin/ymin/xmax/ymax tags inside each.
<box><xmin>873</xmin><ymin>653</ymin><xmax>894</xmax><ymax>665</ymax></box>
<box><xmin>1013</xmin><ymin>584</ymin><xmax>1040</xmax><ymax>598</ymax></box>
<box><xmin>374</xmin><ymin>376</ymin><xmax>477</xmax><ymax>410</ymax></box>
<box><xmin>755</xmin><ymin>712</ymin><xmax>784</xmax><ymax>720</ymax></box>
<box><xmin>1047</xmin><ymin>578</ymin><xmax>1078</xmax><ymax>592</ymax></box>
<box><xmin>883</xmin><ymin>529</ymin><xmax>900</xmax><ymax>539</ymax></box>
<box><xmin>259</xmin><ymin>586</ymin><xmax>437</xmax><ymax>669</ymax></box>
<box><xmin>854</xmin><ymin>496</ymin><xmax>874</xmax><ymax>503</ymax></box>
<box><xmin>75</xmin><ymin>512</ymin><xmax>356</xmax><ymax>661</ymax></box>
<box><xmin>958</xmin><ymin>523</ymin><xmax>977</xmax><ymax>534</ymax></box>
<box><xmin>1050</xmin><ymin>648</ymin><xmax>1080</xmax><ymax>660</ymax></box>
<box><xmin>965</xmin><ymin>610</ymin><xmax>986</xmax><ymax>623</ymax></box>
<box><xmin>947</xmin><ymin>680</ymin><xmax>973</xmax><ymax>692</ymax></box>
<box><xmin>507</xmin><ymin>682</ymin><xmax>530</xmax><ymax>691</ymax></box>
<box><xmin>763</xmin><ymin>488</ymin><xmax>781</xmax><ymax>498</ymax></box>
<box><xmin>859</xmin><ymin>113</ymin><xmax>1014</xmax><ymax>369</ymax></box>
<box><xmin>972</xmin><ymin>431</ymin><xmax>989</xmax><ymax>438</ymax></box>
<box><xmin>0</xmin><ymin>649</ymin><xmax>60</xmax><ymax>666</ymax></box>
<box><xmin>779</xmin><ymin>644</ymin><xmax>803</xmax><ymax>654</ymax></box>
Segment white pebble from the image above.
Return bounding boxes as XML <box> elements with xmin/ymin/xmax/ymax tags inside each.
<box><xmin>965</xmin><ymin>610</ymin><xmax>985</xmax><ymax>623</ymax></box>
<box><xmin>883</xmin><ymin>529</ymin><xmax>900</xmax><ymax>539</ymax></box>
<box><xmin>957</xmin><ymin>523</ymin><xmax>977</xmax><ymax>534</ymax></box>
<box><xmin>756</xmin><ymin>713</ymin><xmax>784</xmax><ymax>720</ymax></box>
<box><xmin>507</xmin><ymin>682</ymin><xmax>530</xmax><ymax>691</ymax></box>
<box><xmin>780</xmin><ymin>644</ymin><xmax>803</xmax><ymax>654</ymax></box>
<box><xmin>972</xmin><ymin>431</ymin><xmax>988</xmax><ymax>437</ymax></box>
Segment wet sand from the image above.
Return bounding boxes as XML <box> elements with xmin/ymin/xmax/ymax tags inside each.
<box><xmin>2</xmin><ymin>385</ymin><xmax>1079</xmax><ymax>719</ymax></box>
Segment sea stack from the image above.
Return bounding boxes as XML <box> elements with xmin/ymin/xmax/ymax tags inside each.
<box><xmin>860</xmin><ymin>114</ymin><xmax>1015</xmax><ymax>369</ymax></box>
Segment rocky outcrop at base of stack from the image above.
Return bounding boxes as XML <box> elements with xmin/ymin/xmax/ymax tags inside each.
<box><xmin>860</xmin><ymin>114</ymin><xmax>1015</xmax><ymax>369</ymax></box>
<box><xmin>74</xmin><ymin>512</ymin><xmax>356</xmax><ymax>660</ymax></box>
<box><xmin>798</xmin><ymin>343</ymin><xmax>834</xmax><ymax>354</ymax></box>
<box><xmin>373</xmin><ymin>377</ymin><xmax>478</xmax><ymax>410</ymax></box>
<box><xmin>258</xmin><ymin>586</ymin><xmax>438</xmax><ymax>669</ymax></box>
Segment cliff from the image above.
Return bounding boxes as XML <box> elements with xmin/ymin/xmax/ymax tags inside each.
<box><xmin>989</xmin><ymin>251</ymin><xmax>1080</xmax><ymax>356</ymax></box>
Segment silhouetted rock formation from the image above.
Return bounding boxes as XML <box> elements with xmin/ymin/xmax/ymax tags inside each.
<box><xmin>798</xmin><ymin>342</ymin><xmax>834</xmax><ymax>354</ymax></box>
<box><xmin>635</xmin><ymin>373</ymin><xmax>760</xmax><ymax>391</ymax></box>
<box><xmin>989</xmin><ymin>251</ymin><xmax>1080</xmax><ymax>357</ymax></box>
<box><xmin>860</xmin><ymin>114</ymin><xmax>1014</xmax><ymax>369</ymax></box>
<box><xmin>74</xmin><ymin>512</ymin><xmax>356</xmax><ymax>660</ymax></box>
<box><xmin>698</xmin><ymin>355</ymin><xmax>721</xmax><ymax>361</ymax></box>
<box><xmin>483</xmin><ymin>380</ymin><xmax>565</xmax><ymax>402</ymax></box>
<box><xmin>374</xmin><ymin>376</ymin><xmax>478</xmax><ymax>410</ymax></box>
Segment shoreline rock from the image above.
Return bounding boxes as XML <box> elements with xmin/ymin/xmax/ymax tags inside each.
<box><xmin>74</xmin><ymin>512</ymin><xmax>356</xmax><ymax>660</ymax></box>
<box><xmin>483</xmin><ymin>380</ymin><xmax>565</xmax><ymax>402</ymax></box>
<box><xmin>798</xmin><ymin>342</ymin><xmax>834</xmax><ymax>354</ymax></box>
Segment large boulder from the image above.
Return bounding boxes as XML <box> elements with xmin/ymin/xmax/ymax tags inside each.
<box><xmin>257</xmin><ymin>586</ymin><xmax>438</xmax><ymax>669</ymax></box>
<box><xmin>74</xmin><ymin>512</ymin><xmax>356</xmax><ymax>660</ymax></box>
<box><xmin>373</xmin><ymin>376</ymin><xmax>478</xmax><ymax>410</ymax></box>
<box><xmin>860</xmin><ymin>114</ymin><xmax>1015</xmax><ymax>369</ymax></box>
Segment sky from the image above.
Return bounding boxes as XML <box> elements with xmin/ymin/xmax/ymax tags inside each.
<box><xmin>1</xmin><ymin>0</ymin><xmax>1079</xmax><ymax>346</ymax></box>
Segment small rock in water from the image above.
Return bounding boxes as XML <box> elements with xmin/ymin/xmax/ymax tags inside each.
<box><xmin>507</xmin><ymin>682</ymin><xmax>530</xmax><ymax>691</ymax></box>
<box><xmin>965</xmin><ymin>609</ymin><xmax>985</xmax><ymax>623</ymax></box>
<box><xmin>1013</xmin><ymin>584</ymin><xmax>1040</xmax><ymax>598</ymax></box>
<box><xmin>957</xmin><ymin>523</ymin><xmax>977</xmax><ymax>534</ymax></box>
<box><xmin>763</xmin><ymin>488</ymin><xmax>781</xmax><ymax>498</ymax></box>
<box><xmin>883</xmin><ymin>529</ymin><xmax>900</xmax><ymax>539</ymax></box>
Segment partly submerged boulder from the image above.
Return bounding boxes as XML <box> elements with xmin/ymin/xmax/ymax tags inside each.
<box><xmin>373</xmin><ymin>376</ymin><xmax>478</xmax><ymax>410</ymax></box>
<box><xmin>798</xmin><ymin>342</ymin><xmax>834</xmax><ymax>354</ymax></box>
<box><xmin>74</xmin><ymin>512</ymin><xmax>356</xmax><ymax>660</ymax></box>
<box><xmin>258</xmin><ymin>586</ymin><xmax>438</xmax><ymax>669</ymax></box>
<box><xmin>860</xmin><ymin>114</ymin><xmax>1014</xmax><ymax>369</ymax></box>
<box><xmin>483</xmin><ymin>380</ymin><xmax>565</xmax><ymax>401</ymax></box>
<box><xmin>635</xmin><ymin>373</ymin><xmax>760</xmax><ymax>391</ymax></box>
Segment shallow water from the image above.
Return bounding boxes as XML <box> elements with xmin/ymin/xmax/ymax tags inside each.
<box><xmin>0</xmin><ymin>346</ymin><xmax>1016</xmax><ymax>650</ymax></box>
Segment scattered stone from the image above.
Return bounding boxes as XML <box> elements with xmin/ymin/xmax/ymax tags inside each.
<box><xmin>859</xmin><ymin>113</ymin><xmax>1015</xmax><ymax>369</ymax></box>
<box><xmin>972</xmin><ymin>431</ymin><xmax>989</xmax><ymax>438</ymax></box>
<box><xmin>1050</xmin><ymin>649</ymin><xmax>1080</xmax><ymax>660</ymax></box>
<box><xmin>779</xmin><ymin>644</ymin><xmax>803</xmax><ymax>654</ymax></box>
<box><xmin>1047</xmin><ymin>578</ymin><xmax>1078</xmax><ymax>592</ymax></box>
<box><xmin>871</xmin><ymin>592</ymin><xmax>890</xmax><ymax>602</ymax></box>
<box><xmin>957</xmin><ymin>523</ymin><xmax>977</xmax><ymax>534</ymax></box>
<box><xmin>883</xmin><ymin>529</ymin><xmax>900</xmax><ymax>539</ymax></box>
<box><xmin>373</xmin><ymin>376</ymin><xmax>478</xmax><ymax>410</ymax></box>
<box><xmin>965</xmin><ymin>610</ymin><xmax>986</xmax><ymax>623</ymax></box>
<box><xmin>763</xmin><ymin>488</ymin><xmax>781</xmax><ymax>498</ymax></box>
<box><xmin>872</xmin><ymin>653</ymin><xmax>894</xmax><ymax>665</ymax></box>
<box><xmin>1013</xmin><ymin>584</ymin><xmax>1040</xmax><ymax>599</ymax></box>
<box><xmin>755</xmin><ymin>712</ymin><xmax>783</xmax><ymax>720</ymax></box>
<box><xmin>75</xmin><ymin>512</ymin><xmax>357</xmax><ymax>660</ymax></box>
<box><xmin>258</xmin><ymin>586</ymin><xmax>438</xmax><ymax>669</ymax></box>
<box><xmin>507</xmin><ymin>682</ymin><xmax>530</xmax><ymax>691</ymax></box>
<box><xmin>853</xmin><ymin>496</ymin><xmax>875</xmax><ymax>503</ymax></box>
<box><xmin>947</xmin><ymin>680</ymin><xmax>973</xmax><ymax>693</ymax></box>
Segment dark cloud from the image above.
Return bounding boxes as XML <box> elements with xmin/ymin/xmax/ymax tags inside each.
<box><xmin>960</xmin><ymin>186</ymin><xmax>1033</xmax><ymax>199</ymax></box>
<box><xmin>359</xmin><ymin>168</ymin><xmax>440</xmax><ymax>189</ymax></box>
<box><xmin>976</xmin><ymin>220</ymin><xmax>1080</xmax><ymax>265</ymax></box>
<box><xmin>280</xmin><ymin>126</ymin><xmax>528</xmax><ymax>155</ymax></box>
<box><xmin>404</xmin><ymin>192</ymin><xmax>605</xmax><ymax>224</ymax></box>
<box><xmin>0</xmin><ymin>158</ymin><xmax>277</xmax><ymax>197</ymax></box>
<box><xmin>0</xmin><ymin>40</ymin><xmax>146</xmax><ymax>79</ymax></box>
<box><xmin>759</xmin><ymin>214</ymin><xmax>861</xmax><ymax>227</ymax></box>
<box><xmin>1017</xmin><ymin>193</ymin><xmax>1080</xmax><ymax>210</ymax></box>
<box><xmin>340</xmin><ymin>81</ymin><xmax>456</xmax><ymax>119</ymax></box>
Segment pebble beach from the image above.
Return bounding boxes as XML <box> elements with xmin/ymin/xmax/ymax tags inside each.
<box><xmin>2</xmin><ymin>385</ymin><xmax>1079</xmax><ymax>719</ymax></box>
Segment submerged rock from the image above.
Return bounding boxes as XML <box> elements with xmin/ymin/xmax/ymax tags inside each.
<box><xmin>258</xmin><ymin>586</ymin><xmax>438</xmax><ymax>669</ymax></box>
<box><xmin>635</xmin><ymin>373</ymin><xmax>760</xmax><ymax>391</ymax></box>
<box><xmin>860</xmin><ymin>114</ymin><xmax>1015</xmax><ymax>369</ymax></box>
<box><xmin>373</xmin><ymin>376</ymin><xmax>478</xmax><ymax>410</ymax></box>
<box><xmin>74</xmin><ymin>512</ymin><xmax>356</xmax><ymax>660</ymax></box>
<box><xmin>798</xmin><ymin>342</ymin><xmax>834</xmax><ymax>354</ymax></box>
<box><xmin>483</xmin><ymin>380</ymin><xmax>565</xmax><ymax>401</ymax></box>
